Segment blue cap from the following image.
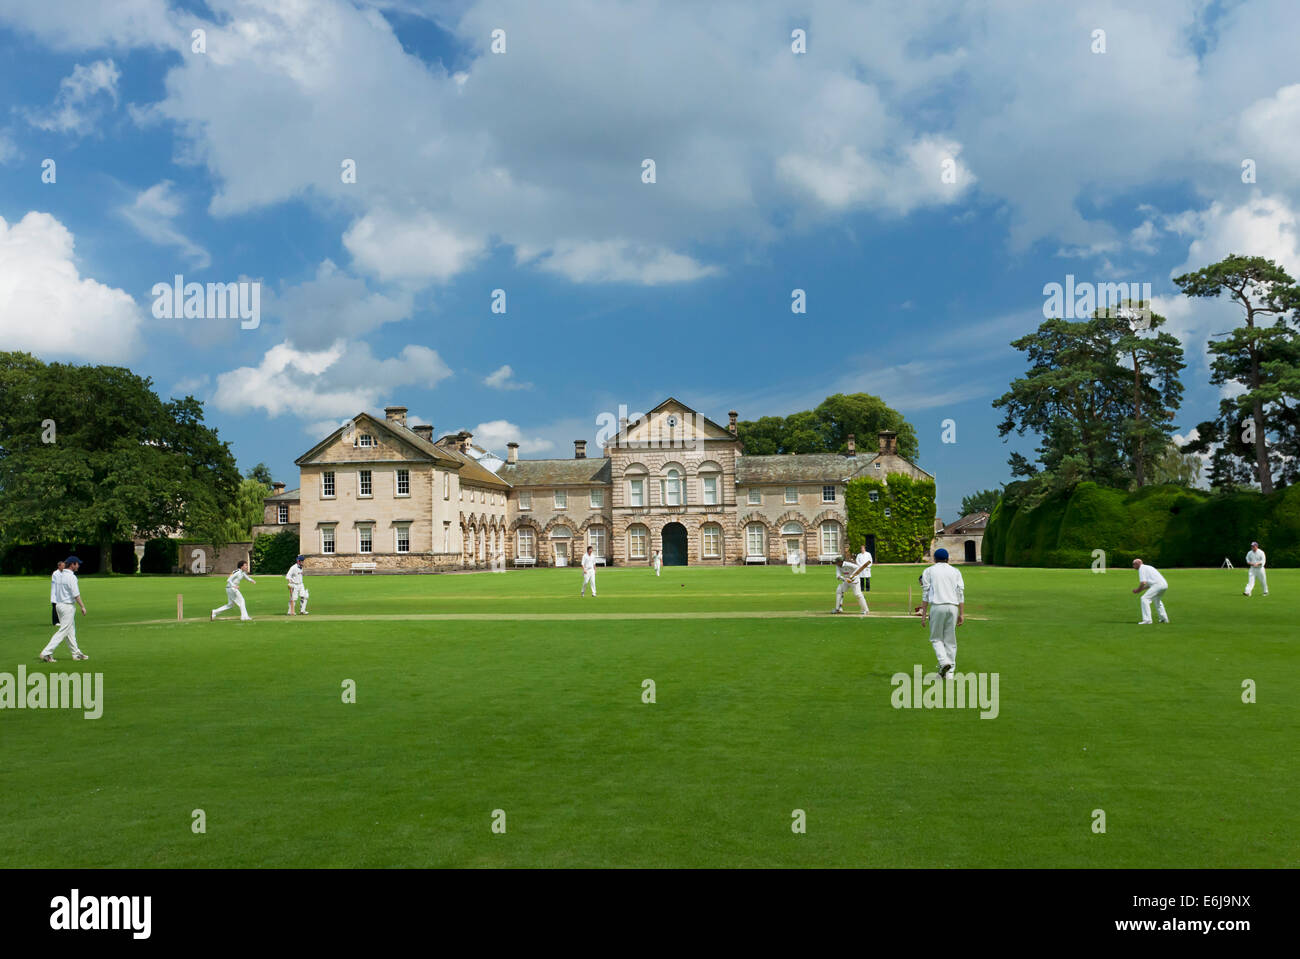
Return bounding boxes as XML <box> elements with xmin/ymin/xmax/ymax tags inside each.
<box><xmin>296</xmin><ymin>555</ymin><xmax>305</xmax><ymax>562</ymax></box>
<box><xmin>65</xmin><ymin>555</ymin><xmax>82</xmax><ymax>565</ymax></box>
<box><xmin>934</xmin><ymin>548</ymin><xmax>949</xmax><ymax>561</ymax></box>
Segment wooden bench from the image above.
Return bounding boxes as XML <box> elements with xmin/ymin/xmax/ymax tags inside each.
<box><xmin>818</xmin><ymin>554</ymin><xmax>842</xmax><ymax>565</ymax></box>
<box><xmin>350</xmin><ymin>562</ymin><xmax>378</xmax><ymax>574</ymax></box>
<box><xmin>513</xmin><ymin>557</ymin><xmax>537</xmax><ymax>567</ymax></box>
<box><xmin>745</xmin><ymin>555</ymin><xmax>768</xmax><ymax>565</ymax></box>
<box><xmin>593</xmin><ymin>556</ymin><xmax>607</xmax><ymax>566</ymax></box>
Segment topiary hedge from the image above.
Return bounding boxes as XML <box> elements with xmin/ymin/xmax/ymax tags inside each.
<box><xmin>140</xmin><ymin>538</ymin><xmax>180</xmax><ymax>574</ymax></box>
<box><xmin>984</xmin><ymin>482</ymin><xmax>1300</xmax><ymax>567</ymax></box>
<box><xmin>846</xmin><ymin>473</ymin><xmax>936</xmax><ymax>562</ymax></box>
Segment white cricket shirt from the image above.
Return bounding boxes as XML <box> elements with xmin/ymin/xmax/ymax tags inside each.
<box><xmin>52</xmin><ymin>568</ymin><xmax>80</xmax><ymax>605</ymax></box>
<box><xmin>921</xmin><ymin>562</ymin><xmax>964</xmax><ymax>605</ymax></box>
<box><xmin>1138</xmin><ymin>564</ymin><xmax>1168</xmax><ymax>590</ymax></box>
<box><xmin>227</xmin><ymin>568</ymin><xmax>251</xmax><ymax>589</ymax></box>
<box><xmin>1246</xmin><ymin>548</ymin><xmax>1266</xmax><ymax>567</ymax></box>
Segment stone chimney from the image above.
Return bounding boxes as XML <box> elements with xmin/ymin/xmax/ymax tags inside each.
<box><xmin>507</xmin><ymin>442</ymin><xmax>519</xmax><ymax>464</ymax></box>
<box><xmin>413</xmin><ymin>424</ymin><xmax>434</xmax><ymax>442</ymax></box>
<box><xmin>458</xmin><ymin>431</ymin><xmax>472</xmax><ymax>453</ymax></box>
<box><xmin>728</xmin><ymin>410</ymin><xmax>738</xmax><ymax>435</ymax></box>
<box><xmin>846</xmin><ymin>434</ymin><xmax>856</xmax><ymax>456</ymax></box>
<box><xmin>384</xmin><ymin>405</ymin><xmax>407</xmax><ymax>427</ymax></box>
<box><xmin>878</xmin><ymin>430</ymin><xmax>897</xmax><ymax>455</ymax></box>
<box><xmin>272</xmin><ymin>481</ymin><xmax>285</xmax><ymax>494</ymax></box>
<box><xmin>574</xmin><ymin>439</ymin><xmax>587</xmax><ymax>459</ymax></box>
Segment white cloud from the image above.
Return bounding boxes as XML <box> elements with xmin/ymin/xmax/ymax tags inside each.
<box><xmin>467</xmin><ymin>419</ymin><xmax>554</xmax><ymax>455</ymax></box>
<box><xmin>268</xmin><ymin>259</ymin><xmax>413</xmax><ymax>350</ymax></box>
<box><xmin>0</xmin><ymin>0</ymin><xmax>179</xmax><ymax>49</ymax></box>
<box><xmin>0</xmin><ymin>211</ymin><xmax>142</xmax><ymax>361</ymax></box>
<box><xmin>29</xmin><ymin>59</ymin><xmax>120</xmax><ymax>135</ymax></box>
<box><xmin>211</xmin><ymin>339</ymin><xmax>452</xmax><ymax>421</ymax></box>
<box><xmin>118</xmin><ymin>180</ymin><xmax>210</xmax><ymax>268</ymax></box>
<box><xmin>342</xmin><ymin>209</ymin><xmax>485</xmax><ymax>284</ymax></box>
<box><xmin>527</xmin><ymin>240</ymin><xmax>718</xmax><ymax>286</ymax></box>
<box><xmin>1169</xmin><ymin>194</ymin><xmax>1300</xmax><ymax>279</ymax></box>
<box><xmin>483</xmin><ymin>364</ymin><xmax>531</xmax><ymax>391</ymax></box>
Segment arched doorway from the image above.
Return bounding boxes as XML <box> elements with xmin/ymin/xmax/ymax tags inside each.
<box><xmin>964</xmin><ymin>539</ymin><xmax>977</xmax><ymax>563</ymax></box>
<box><xmin>662</xmin><ymin>522</ymin><xmax>688</xmax><ymax>566</ymax></box>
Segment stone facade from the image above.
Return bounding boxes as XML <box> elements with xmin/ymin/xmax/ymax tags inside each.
<box><xmin>281</xmin><ymin>397</ymin><xmax>933</xmax><ymax>571</ymax></box>
<box><xmin>931</xmin><ymin>511</ymin><xmax>989</xmax><ymax>564</ymax></box>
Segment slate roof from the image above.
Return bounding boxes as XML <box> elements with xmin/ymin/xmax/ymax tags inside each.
<box><xmin>735</xmin><ymin>454</ymin><xmax>863</xmax><ymax>484</ymax></box>
<box><xmin>266</xmin><ymin>487</ymin><xmax>300</xmax><ymax>501</ymax></box>
<box><xmin>937</xmin><ymin>512</ymin><xmax>990</xmax><ymax>535</ymax></box>
<box><xmin>496</xmin><ymin>458</ymin><xmax>613</xmax><ymax>487</ymax></box>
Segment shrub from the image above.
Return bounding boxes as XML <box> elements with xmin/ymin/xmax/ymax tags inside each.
<box><xmin>140</xmin><ymin>538</ymin><xmax>180</xmax><ymax>574</ymax></box>
<box><xmin>252</xmin><ymin>529</ymin><xmax>300</xmax><ymax>575</ymax></box>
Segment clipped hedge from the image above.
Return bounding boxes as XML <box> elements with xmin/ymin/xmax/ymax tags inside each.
<box><xmin>140</xmin><ymin>538</ymin><xmax>180</xmax><ymax>574</ymax></box>
<box><xmin>252</xmin><ymin>529</ymin><xmax>300</xmax><ymax>575</ymax></box>
<box><xmin>985</xmin><ymin>482</ymin><xmax>1300</xmax><ymax>567</ymax></box>
<box><xmin>0</xmin><ymin>542</ymin><xmax>136</xmax><ymax>575</ymax></box>
<box><xmin>846</xmin><ymin>473</ymin><xmax>936</xmax><ymax>562</ymax></box>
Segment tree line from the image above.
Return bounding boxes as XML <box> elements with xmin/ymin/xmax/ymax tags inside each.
<box><xmin>994</xmin><ymin>254</ymin><xmax>1300</xmax><ymax>503</ymax></box>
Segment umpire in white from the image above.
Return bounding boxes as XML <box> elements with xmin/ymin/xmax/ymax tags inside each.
<box><xmin>1244</xmin><ymin>541</ymin><xmax>1268</xmax><ymax>597</ymax></box>
<box><xmin>921</xmin><ymin>547</ymin><xmax>965</xmax><ymax>679</ymax></box>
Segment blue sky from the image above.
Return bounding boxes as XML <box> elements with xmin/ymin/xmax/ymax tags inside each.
<box><xmin>2</xmin><ymin>0</ymin><xmax>1299</xmax><ymax>520</ymax></box>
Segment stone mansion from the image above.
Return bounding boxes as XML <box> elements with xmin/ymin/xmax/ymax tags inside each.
<box><xmin>265</xmin><ymin>397</ymin><xmax>933</xmax><ymax>571</ymax></box>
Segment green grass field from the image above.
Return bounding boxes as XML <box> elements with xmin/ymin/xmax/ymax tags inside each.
<box><xmin>1</xmin><ymin>565</ymin><xmax>1294</xmax><ymax>867</ymax></box>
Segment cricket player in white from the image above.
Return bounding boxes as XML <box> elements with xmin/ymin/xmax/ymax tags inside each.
<box><xmin>285</xmin><ymin>555</ymin><xmax>309</xmax><ymax>615</ymax></box>
<box><xmin>1132</xmin><ymin>558</ymin><xmax>1169</xmax><ymax>624</ymax></box>
<box><xmin>50</xmin><ymin>559</ymin><xmax>64</xmax><ymax>626</ymax></box>
<box><xmin>652</xmin><ymin>550</ymin><xmax>662</xmax><ymax>576</ymax></box>
<box><xmin>855</xmin><ymin>543</ymin><xmax>872</xmax><ymax>594</ymax></box>
<box><xmin>833</xmin><ymin>556</ymin><xmax>870</xmax><ymax>615</ymax></box>
<box><xmin>40</xmin><ymin>556</ymin><xmax>89</xmax><ymax>662</ymax></box>
<box><xmin>212</xmin><ymin>560</ymin><xmax>256</xmax><ymax>621</ymax></box>
<box><xmin>921</xmin><ymin>548</ymin><xmax>964</xmax><ymax>678</ymax></box>
<box><xmin>581</xmin><ymin>546</ymin><xmax>598</xmax><ymax>597</ymax></box>
<box><xmin>1244</xmin><ymin>541</ymin><xmax>1268</xmax><ymax>597</ymax></box>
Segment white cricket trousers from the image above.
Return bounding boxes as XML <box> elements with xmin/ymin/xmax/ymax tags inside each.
<box><xmin>835</xmin><ymin>580</ymin><xmax>868</xmax><ymax>613</ymax></box>
<box><xmin>1139</xmin><ymin>586</ymin><xmax>1169</xmax><ymax>623</ymax></box>
<box><xmin>1245</xmin><ymin>567</ymin><xmax>1268</xmax><ymax>595</ymax></box>
<box><xmin>928</xmin><ymin>603</ymin><xmax>958</xmax><ymax>670</ymax></box>
<box><xmin>654</xmin><ymin>563</ymin><xmax>661</xmax><ymax>577</ymax></box>
<box><xmin>213</xmin><ymin>587</ymin><xmax>250</xmax><ymax>620</ymax></box>
<box><xmin>581</xmin><ymin>571</ymin><xmax>597</xmax><ymax>596</ymax></box>
<box><xmin>41</xmin><ymin>603</ymin><xmax>83</xmax><ymax>657</ymax></box>
<box><xmin>292</xmin><ymin>586</ymin><xmax>309</xmax><ymax>612</ymax></box>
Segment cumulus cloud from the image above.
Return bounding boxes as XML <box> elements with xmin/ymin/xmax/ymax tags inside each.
<box><xmin>342</xmin><ymin>209</ymin><xmax>485</xmax><ymax>284</ymax></box>
<box><xmin>467</xmin><ymin>418</ymin><xmax>554</xmax><ymax>455</ymax></box>
<box><xmin>28</xmin><ymin>59</ymin><xmax>120</xmax><ymax>135</ymax></box>
<box><xmin>118</xmin><ymin>180</ymin><xmax>210</xmax><ymax>267</ymax></box>
<box><xmin>0</xmin><ymin>211</ymin><xmax>142</xmax><ymax>361</ymax></box>
<box><xmin>483</xmin><ymin>364</ymin><xmax>532</xmax><ymax>391</ymax></box>
<box><xmin>211</xmin><ymin>339</ymin><xmax>452</xmax><ymax>421</ymax></box>
<box><xmin>267</xmin><ymin>259</ymin><xmax>413</xmax><ymax>350</ymax></box>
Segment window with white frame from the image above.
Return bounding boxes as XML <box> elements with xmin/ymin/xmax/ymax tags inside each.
<box><xmin>478</xmin><ymin>529</ymin><xmax>486</xmax><ymax>561</ymax></box>
<box><xmin>395</xmin><ymin>526</ymin><xmax>410</xmax><ymax>553</ymax></box>
<box><xmin>784</xmin><ymin>486</ymin><xmax>798</xmax><ymax>504</ymax></box>
<box><xmin>588</xmin><ymin>525</ymin><xmax>606</xmax><ymax>557</ymax></box>
<box><xmin>358</xmin><ymin>433</ymin><xmax>375</xmax><ymax>447</ymax></box>
<box><xmin>359</xmin><ymin>470</ymin><xmax>372</xmax><ymax>497</ymax></box>
<box><xmin>321</xmin><ymin>527</ymin><xmax>335</xmax><ymax>554</ymax></box>
<box><xmin>590</xmin><ymin>488</ymin><xmax>603</xmax><ymax>508</ymax></box>
<box><xmin>322</xmin><ymin>471</ymin><xmax>335</xmax><ymax>498</ymax></box>
<box><xmin>664</xmin><ymin>469</ymin><xmax>681</xmax><ymax>506</ymax></box>
<box><xmin>629</xmin><ymin>524</ymin><xmax>648</xmax><ymax>559</ymax></box>
<box><xmin>884</xmin><ymin>507</ymin><xmax>891</xmax><ymax>518</ymax></box>
<box><xmin>747</xmin><ymin>487</ymin><xmax>761</xmax><ymax>505</ymax></box>
<box><xmin>442</xmin><ymin>471</ymin><xmax>449</xmax><ymax>500</ymax></box>
<box><xmin>519</xmin><ymin>490</ymin><xmax>532</xmax><ymax>510</ymax></box>
<box><xmin>822</xmin><ymin>485</ymin><xmax>835</xmax><ymax>503</ymax></box>
<box><xmin>554</xmin><ymin>489</ymin><xmax>567</xmax><ymax>509</ymax></box>
<box><xmin>702</xmin><ymin>523</ymin><xmax>721</xmax><ymax>558</ymax></box>
<box><xmin>821</xmin><ymin>522</ymin><xmax>840</xmax><ymax>555</ymax></box>
<box><xmin>517</xmin><ymin>527</ymin><xmax>535</xmax><ymax>558</ymax></box>
<box><xmin>396</xmin><ymin>469</ymin><xmax>410</xmax><ymax>496</ymax></box>
<box><xmin>442</xmin><ymin>524</ymin><xmax>450</xmax><ymax>552</ymax></box>
<box><xmin>869</xmin><ymin>490</ymin><xmax>880</xmax><ymax>502</ymax></box>
<box><xmin>277</xmin><ymin>503</ymin><xmax>288</xmax><ymax>524</ymax></box>
<box><xmin>359</xmin><ymin>526</ymin><xmax>372</xmax><ymax>553</ymax></box>
<box><xmin>702</xmin><ymin>474</ymin><xmax>718</xmax><ymax>505</ymax></box>
<box><xmin>746</xmin><ymin>523</ymin><xmax>766</xmax><ymax>557</ymax></box>
<box><xmin>628</xmin><ymin>478</ymin><xmax>644</xmax><ymax>507</ymax></box>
